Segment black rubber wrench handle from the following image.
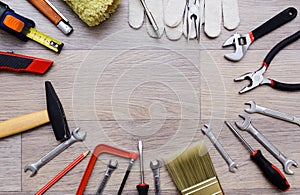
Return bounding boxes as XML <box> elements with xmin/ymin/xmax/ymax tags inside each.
<box><xmin>264</xmin><ymin>30</ymin><xmax>300</xmax><ymax>91</ymax></box>
<box><xmin>251</xmin><ymin>7</ymin><xmax>297</xmax><ymax>41</ymax></box>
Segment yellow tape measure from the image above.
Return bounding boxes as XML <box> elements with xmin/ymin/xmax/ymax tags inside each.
<box><xmin>26</xmin><ymin>28</ymin><xmax>64</xmax><ymax>53</ymax></box>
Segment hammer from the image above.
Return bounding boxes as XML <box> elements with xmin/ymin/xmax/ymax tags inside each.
<box><xmin>0</xmin><ymin>81</ymin><xmax>70</xmax><ymax>141</ymax></box>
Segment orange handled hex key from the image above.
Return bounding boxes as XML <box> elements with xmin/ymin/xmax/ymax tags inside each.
<box><xmin>76</xmin><ymin>144</ymin><xmax>139</xmax><ymax>195</ymax></box>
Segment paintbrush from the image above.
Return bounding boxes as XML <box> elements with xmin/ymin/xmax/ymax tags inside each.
<box><xmin>165</xmin><ymin>143</ymin><xmax>224</xmax><ymax>195</ymax></box>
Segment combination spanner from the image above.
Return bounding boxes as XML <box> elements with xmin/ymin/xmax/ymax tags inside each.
<box><xmin>96</xmin><ymin>159</ymin><xmax>118</xmax><ymax>195</ymax></box>
<box><xmin>245</xmin><ymin>100</ymin><xmax>300</xmax><ymax>126</ymax></box>
<box><xmin>201</xmin><ymin>124</ymin><xmax>238</xmax><ymax>173</ymax></box>
<box><xmin>24</xmin><ymin>128</ymin><xmax>86</xmax><ymax>177</ymax></box>
<box><xmin>150</xmin><ymin>159</ymin><xmax>162</xmax><ymax>195</ymax></box>
<box><xmin>235</xmin><ymin>114</ymin><xmax>298</xmax><ymax>175</ymax></box>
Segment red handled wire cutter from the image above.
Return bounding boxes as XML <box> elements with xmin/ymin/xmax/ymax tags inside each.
<box><xmin>235</xmin><ymin>30</ymin><xmax>300</xmax><ymax>94</ymax></box>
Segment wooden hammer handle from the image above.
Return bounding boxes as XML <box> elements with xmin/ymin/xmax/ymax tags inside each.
<box><xmin>27</xmin><ymin>0</ymin><xmax>62</xmax><ymax>25</ymax></box>
<box><xmin>0</xmin><ymin>110</ymin><xmax>49</xmax><ymax>139</ymax></box>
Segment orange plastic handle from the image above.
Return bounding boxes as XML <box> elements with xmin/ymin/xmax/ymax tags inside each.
<box><xmin>3</xmin><ymin>15</ymin><xmax>24</xmax><ymax>32</ymax></box>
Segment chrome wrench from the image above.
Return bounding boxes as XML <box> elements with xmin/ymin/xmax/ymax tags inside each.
<box><xmin>245</xmin><ymin>100</ymin><xmax>300</xmax><ymax>126</ymax></box>
<box><xmin>24</xmin><ymin>128</ymin><xmax>86</xmax><ymax>177</ymax></box>
<box><xmin>201</xmin><ymin>124</ymin><xmax>238</xmax><ymax>173</ymax></box>
<box><xmin>236</xmin><ymin>114</ymin><xmax>298</xmax><ymax>175</ymax></box>
<box><xmin>150</xmin><ymin>159</ymin><xmax>162</xmax><ymax>195</ymax></box>
<box><xmin>96</xmin><ymin>160</ymin><xmax>118</xmax><ymax>195</ymax></box>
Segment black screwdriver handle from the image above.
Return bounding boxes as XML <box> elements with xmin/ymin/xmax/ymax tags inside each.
<box><xmin>251</xmin><ymin>150</ymin><xmax>290</xmax><ymax>191</ymax></box>
<box><xmin>137</xmin><ymin>183</ymin><xmax>149</xmax><ymax>195</ymax></box>
<box><xmin>251</xmin><ymin>7</ymin><xmax>297</xmax><ymax>41</ymax></box>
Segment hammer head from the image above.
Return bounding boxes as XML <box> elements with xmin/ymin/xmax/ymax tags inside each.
<box><xmin>45</xmin><ymin>81</ymin><xmax>70</xmax><ymax>142</ymax></box>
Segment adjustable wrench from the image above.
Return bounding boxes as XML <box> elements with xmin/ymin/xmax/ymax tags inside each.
<box><xmin>235</xmin><ymin>114</ymin><xmax>298</xmax><ymax>175</ymax></box>
<box><xmin>223</xmin><ymin>7</ymin><xmax>297</xmax><ymax>61</ymax></box>
<box><xmin>150</xmin><ymin>159</ymin><xmax>162</xmax><ymax>195</ymax></box>
<box><xmin>201</xmin><ymin>124</ymin><xmax>238</xmax><ymax>173</ymax></box>
<box><xmin>24</xmin><ymin>128</ymin><xmax>86</xmax><ymax>177</ymax></box>
<box><xmin>245</xmin><ymin>100</ymin><xmax>300</xmax><ymax>126</ymax></box>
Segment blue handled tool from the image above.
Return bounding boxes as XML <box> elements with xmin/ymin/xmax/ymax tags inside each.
<box><xmin>0</xmin><ymin>1</ymin><xmax>63</xmax><ymax>53</ymax></box>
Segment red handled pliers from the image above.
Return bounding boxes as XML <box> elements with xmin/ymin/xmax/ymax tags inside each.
<box><xmin>234</xmin><ymin>30</ymin><xmax>300</xmax><ymax>94</ymax></box>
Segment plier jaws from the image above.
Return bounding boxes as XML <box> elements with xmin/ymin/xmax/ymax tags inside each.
<box><xmin>234</xmin><ymin>70</ymin><xmax>269</xmax><ymax>94</ymax></box>
<box><xmin>184</xmin><ymin>0</ymin><xmax>200</xmax><ymax>41</ymax></box>
<box><xmin>234</xmin><ymin>30</ymin><xmax>300</xmax><ymax>94</ymax></box>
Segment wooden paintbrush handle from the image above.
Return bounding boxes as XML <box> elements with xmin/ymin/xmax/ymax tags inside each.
<box><xmin>0</xmin><ymin>110</ymin><xmax>49</xmax><ymax>139</ymax></box>
<box><xmin>27</xmin><ymin>0</ymin><xmax>62</xmax><ymax>25</ymax></box>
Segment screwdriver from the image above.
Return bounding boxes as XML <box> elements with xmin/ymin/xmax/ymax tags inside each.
<box><xmin>137</xmin><ymin>140</ymin><xmax>149</xmax><ymax>195</ymax></box>
<box><xmin>225</xmin><ymin>121</ymin><xmax>290</xmax><ymax>191</ymax></box>
<box><xmin>139</xmin><ymin>0</ymin><xmax>159</xmax><ymax>32</ymax></box>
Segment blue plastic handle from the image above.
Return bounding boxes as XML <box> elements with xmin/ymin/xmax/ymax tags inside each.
<box><xmin>0</xmin><ymin>3</ymin><xmax>35</xmax><ymax>41</ymax></box>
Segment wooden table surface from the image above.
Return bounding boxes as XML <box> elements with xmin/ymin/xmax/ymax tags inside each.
<box><xmin>0</xmin><ymin>0</ymin><xmax>299</xmax><ymax>194</ymax></box>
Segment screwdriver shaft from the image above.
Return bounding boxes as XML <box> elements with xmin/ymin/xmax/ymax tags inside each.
<box><xmin>137</xmin><ymin>140</ymin><xmax>149</xmax><ymax>195</ymax></box>
<box><xmin>138</xmin><ymin>140</ymin><xmax>145</xmax><ymax>184</ymax></box>
<box><xmin>139</xmin><ymin>0</ymin><xmax>159</xmax><ymax>32</ymax></box>
<box><xmin>225</xmin><ymin>121</ymin><xmax>254</xmax><ymax>153</ymax></box>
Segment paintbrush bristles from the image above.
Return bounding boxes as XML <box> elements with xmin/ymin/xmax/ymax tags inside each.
<box><xmin>165</xmin><ymin>143</ymin><xmax>217</xmax><ymax>192</ymax></box>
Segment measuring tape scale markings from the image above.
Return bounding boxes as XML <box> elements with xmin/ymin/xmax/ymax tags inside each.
<box><xmin>26</xmin><ymin>28</ymin><xmax>63</xmax><ymax>53</ymax></box>
<box><xmin>0</xmin><ymin>1</ymin><xmax>63</xmax><ymax>53</ymax></box>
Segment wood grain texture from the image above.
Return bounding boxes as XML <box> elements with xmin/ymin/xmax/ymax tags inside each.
<box><xmin>0</xmin><ymin>0</ymin><xmax>299</xmax><ymax>194</ymax></box>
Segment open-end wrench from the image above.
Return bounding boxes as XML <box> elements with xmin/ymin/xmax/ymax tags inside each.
<box><xmin>150</xmin><ymin>159</ymin><xmax>162</xmax><ymax>195</ymax></box>
<box><xmin>245</xmin><ymin>100</ymin><xmax>300</xmax><ymax>126</ymax></box>
<box><xmin>24</xmin><ymin>128</ymin><xmax>86</xmax><ymax>177</ymax></box>
<box><xmin>201</xmin><ymin>124</ymin><xmax>238</xmax><ymax>173</ymax></box>
<box><xmin>96</xmin><ymin>160</ymin><xmax>118</xmax><ymax>195</ymax></box>
<box><xmin>235</xmin><ymin>114</ymin><xmax>298</xmax><ymax>175</ymax></box>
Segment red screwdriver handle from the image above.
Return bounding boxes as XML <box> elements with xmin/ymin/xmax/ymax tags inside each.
<box><xmin>251</xmin><ymin>150</ymin><xmax>290</xmax><ymax>191</ymax></box>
